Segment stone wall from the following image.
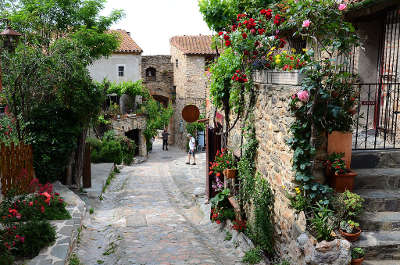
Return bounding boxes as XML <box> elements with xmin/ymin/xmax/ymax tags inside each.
<box><xmin>171</xmin><ymin>46</ymin><xmax>209</xmax><ymax>149</ymax></box>
<box><xmin>141</xmin><ymin>55</ymin><xmax>175</xmax><ymax>144</ymax></box>
<box><xmin>112</xmin><ymin>115</ymin><xmax>147</xmax><ymax>157</ymax></box>
<box><xmin>227</xmin><ymin>71</ymin><xmax>308</xmax><ymax>263</ymax></box>
<box><xmin>141</xmin><ymin>55</ymin><xmax>173</xmax><ymax>101</ymax></box>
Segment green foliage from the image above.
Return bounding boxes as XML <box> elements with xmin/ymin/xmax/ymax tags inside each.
<box><xmin>311</xmin><ymin>201</ymin><xmax>335</xmax><ymax>242</ymax></box>
<box><xmin>210</xmin><ymin>188</ymin><xmax>231</xmax><ymax>209</ymax></box>
<box><xmin>69</xmin><ymin>253</ymin><xmax>81</xmax><ymax>265</ymax></box>
<box><xmin>12</xmin><ymin>221</ymin><xmax>56</xmax><ymax>258</ymax></box>
<box><xmin>238</xmin><ymin>123</ymin><xmax>258</xmax><ymax>202</ymax></box>
<box><xmin>1</xmin><ymin>0</ymin><xmax>121</xmax><ymax>184</ymax></box>
<box><xmin>351</xmin><ymin>247</ymin><xmax>365</xmax><ymax>259</ymax></box>
<box><xmin>89</xmin><ymin>131</ymin><xmax>136</xmax><ymax>165</ymax></box>
<box><xmin>198</xmin><ymin>0</ymin><xmax>277</xmax><ymax>31</ymax></box>
<box><xmin>341</xmin><ymin>190</ymin><xmax>364</xmax><ymax>219</ymax></box>
<box><xmin>246</xmin><ymin>175</ymin><xmax>274</xmax><ymax>255</ymax></box>
<box><xmin>209</xmin><ymin>48</ymin><xmax>243</xmax><ymax>113</ymax></box>
<box><xmin>26</xmin><ymin>103</ymin><xmax>82</xmax><ymax>183</ymax></box>
<box><xmin>186</xmin><ymin>120</ymin><xmax>205</xmax><ymax>137</ymax></box>
<box><xmin>340</xmin><ymin>220</ymin><xmax>360</xmax><ymax>234</ymax></box>
<box><xmin>242</xmin><ymin>247</ymin><xmax>263</xmax><ymax>264</ymax></box>
<box><xmin>102</xmin><ymin>171</ymin><xmax>116</xmax><ymax>193</ymax></box>
<box><xmin>0</xmin><ymin>112</ymin><xmax>18</xmax><ymax>146</ymax></box>
<box><xmin>224</xmin><ymin>231</ymin><xmax>232</xmax><ymax>241</ymax></box>
<box><xmin>0</xmin><ymin>252</ymin><xmax>14</xmax><ymax>265</ymax></box>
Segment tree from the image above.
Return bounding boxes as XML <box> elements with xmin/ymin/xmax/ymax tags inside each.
<box><xmin>0</xmin><ymin>0</ymin><xmax>123</xmax><ymax>186</ymax></box>
<box><xmin>198</xmin><ymin>0</ymin><xmax>277</xmax><ymax>31</ymax></box>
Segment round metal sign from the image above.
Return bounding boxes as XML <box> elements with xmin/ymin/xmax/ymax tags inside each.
<box><xmin>182</xmin><ymin>105</ymin><xmax>200</xmax><ymax>123</ymax></box>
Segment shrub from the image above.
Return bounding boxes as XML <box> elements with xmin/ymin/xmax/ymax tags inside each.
<box><xmin>88</xmin><ymin>131</ymin><xmax>136</xmax><ymax>165</ymax></box>
<box><xmin>11</xmin><ymin>221</ymin><xmax>56</xmax><ymax>258</ymax></box>
<box><xmin>242</xmin><ymin>247</ymin><xmax>263</xmax><ymax>264</ymax></box>
<box><xmin>0</xmin><ymin>181</ymin><xmax>71</xmax><ymax>223</ymax></box>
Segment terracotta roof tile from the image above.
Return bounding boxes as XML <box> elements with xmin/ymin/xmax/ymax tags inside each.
<box><xmin>170</xmin><ymin>35</ymin><xmax>216</xmax><ymax>55</ymax></box>
<box><xmin>110</xmin><ymin>29</ymin><xmax>142</xmax><ymax>54</ymax></box>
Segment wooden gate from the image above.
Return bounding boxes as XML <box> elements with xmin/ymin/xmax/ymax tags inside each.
<box><xmin>0</xmin><ymin>143</ymin><xmax>35</xmax><ymax>196</ymax></box>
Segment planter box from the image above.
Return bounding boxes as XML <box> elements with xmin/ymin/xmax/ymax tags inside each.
<box><xmin>253</xmin><ymin>70</ymin><xmax>304</xmax><ymax>85</ymax></box>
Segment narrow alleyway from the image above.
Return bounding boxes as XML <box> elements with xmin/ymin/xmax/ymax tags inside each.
<box><xmin>74</xmin><ymin>140</ymin><xmax>245</xmax><ymax>265</ymax></box>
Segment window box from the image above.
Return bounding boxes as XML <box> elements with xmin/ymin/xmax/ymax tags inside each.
<box><xmin>253</xmin><ymin>70</ymin><xmax>304</xmax><ymax>85</ymax></box>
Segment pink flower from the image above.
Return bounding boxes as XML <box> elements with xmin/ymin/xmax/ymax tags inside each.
<box><xmin>338</xmin><ymin>3</ymin><xmax>347</xmax><ymax>11</ymax></box>
<box><xmin>20</xmin><ymin>237</ymin><xmax>25</xmax><ymax>243</ymax></box>
<box><xmin>29</xmin><ymin>202</ymin><xmax>33</xmax><ymax>206</ymax></box>
<box><xmin>302</xmin><ymin>20</ymin><xmax>311</xmax><ymax>28</ymax></box>
<box><xmin>297</xmin><ymin>90</ymin><xmax>310</xmax><ymax>102</ymax></box>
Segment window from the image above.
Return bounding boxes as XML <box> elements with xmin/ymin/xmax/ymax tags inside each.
<box><xmin>145</xmin><ymin>67</ymin><xmax>156</xmax><ymax>81</ymax></box>
<box><xmin>176</xmin><ymin>59</ymin><xmax>179</xmax><ymax>68</ymax></box>
<box><xmin>118</xmin><ymin>65</ymin><xmax>125</xmax><ymax>77</ymax></box>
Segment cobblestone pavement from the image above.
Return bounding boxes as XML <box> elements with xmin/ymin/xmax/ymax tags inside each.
<box><xmin>74</xmin><ymin>140</ymin><xmax>248</xmax><ymax>265</ymax></box>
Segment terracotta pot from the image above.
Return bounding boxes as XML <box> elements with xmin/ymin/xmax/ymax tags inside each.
<box><xmin>327</xmin><ymin>168</ymin><xmax>357</xmax><ymax>192</ymax></box>
<box><xmin>351</xmin><ymin>257</ymin><xmax>364</xmax><ymax>265</ymax></box>
<box><xmin>223</xmin><ymin>169</ymin><xmax>237</xmax><ymax>179</ymax></box>
<box><xmin>327</xmin><ymin>131</ymin><xmax>352</xmax><ymax>168</ymax></box>
<box><xmin>340</xmin><ymin>227</ymin><xmax>362</xmax><ymax>242</ymax></box>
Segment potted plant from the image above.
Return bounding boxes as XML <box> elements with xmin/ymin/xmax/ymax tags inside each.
<box><xmin>327</xmin><ymin>79</ymin><xmax>358</xmax><ymax>168</ymax></box>
<box><xmin>351</xmin><ymin>247</ymin><xmax>365</xmax><ymax>265</ymax></box>
<box><xmin>210</xmin><ymin>188</ymin><xmax>235</xmax><ymax>224</ymax></box>
<box><xmin>340</xmin><ymin>220</ymin><xmax>361</xmax><ymax>241</ymax></box>
<box><xmin>210</xmin><ymin>149</ymin><xmax>237</xmax><ymax>179</ymax></box>
<box><xmin>326</xmin><ymin>153</ymin><xmax>357</xmax><ymax>192</ymax></box>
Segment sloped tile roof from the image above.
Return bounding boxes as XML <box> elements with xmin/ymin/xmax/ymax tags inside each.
<box><xmin>170</xmin><ymin>35</ymin><xmax>216</xmax><ymax>55</ymax></box>
<box><xmin>111</xmin><ymin>29</ymin><xmax>143</xmax><ymax>54</ymax></box>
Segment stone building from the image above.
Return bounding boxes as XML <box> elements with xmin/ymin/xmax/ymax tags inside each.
<box><xmin>141</xmin><ymin>55</ymin><xmax>175</xmax><ymax>144</ymax></box>
<box><xmin>88</xmin><ymin>29</ymin><xmax>143</xmax><ymax>83</ymax></box>
<box><xmin>170</xmin><ymin>35</ymin><xmax>216</xmax><ymax>149</ymax></box>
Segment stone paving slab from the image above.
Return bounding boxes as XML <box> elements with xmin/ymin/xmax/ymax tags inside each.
<box><xmin>85</xmin><ymin>163</ymin><xmax>115</xmax><ymax>199</ymax></box>
<box><xmin>26</xmin><ymin>182</ymin><xmax>86</xmax><ymax>265</ymax></box>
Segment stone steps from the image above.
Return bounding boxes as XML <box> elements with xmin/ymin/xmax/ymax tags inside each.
<box><xmin>355</xmin><ymin>189</ymin><xmax>400</xmax><ymax>212</ymax></box>
<box><xmin>359</xmin><ymin>211</ymin><xmax>400</xmax><ymax>231</ymax></box>
<box><xmin>354</xmin><ymin>231</ymin><xmax>400</xmax><ymax>260</ymax></box>
<box><xmin>364</xmin><ymin>260</ymin><xmax>400</xmax><ymax>265</ymax></box>
<box><xmin>352</xmin><ymin>150</ymin><xmax>400</xmax><ymax>169</ymax></box>
<box><xmin>354</xmin><ymin>168</ymin><xmax>400</xmax><ymax>190</ymax></box>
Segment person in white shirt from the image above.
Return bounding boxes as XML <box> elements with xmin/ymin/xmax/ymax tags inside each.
<box><xmin>186</xmin><ymin>134</ymin><xmax>196</xmax><ymax>165</ymax></box>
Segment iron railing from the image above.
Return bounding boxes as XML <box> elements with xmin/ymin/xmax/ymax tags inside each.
<box><xmin>353</xmin><ymin>83</ymin><xmax>400</xmax><ymax>150</ymax></box>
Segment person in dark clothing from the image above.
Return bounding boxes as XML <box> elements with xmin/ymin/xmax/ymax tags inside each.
<box><xmin>162</xmin><ymin>129</ymin><xmax>169</xmax><ymax>151</ymax></box>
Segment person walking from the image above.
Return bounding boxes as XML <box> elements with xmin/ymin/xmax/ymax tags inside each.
<box><xmin>186</xmin><ymin>134</ymin><xmax>196</xmax><ymax>165</ymax></box>
<box><xmin>162</xmin><ymin>129</ymin><xmax>169</xmax><ymax>151</ymax></box>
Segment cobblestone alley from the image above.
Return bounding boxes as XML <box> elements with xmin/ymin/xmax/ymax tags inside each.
<box><xmin>73</xmin><ymin>140</ymin><xmax>249</xmax><ymax>265</ymax></box>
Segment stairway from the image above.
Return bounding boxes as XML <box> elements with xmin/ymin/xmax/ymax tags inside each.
<box><xmin>351</xmin><ymin>151</ymin><xmax>400</xmax><ymax>264</ymax></box>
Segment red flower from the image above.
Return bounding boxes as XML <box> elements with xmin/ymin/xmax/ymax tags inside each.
<box><xmin>225</xmin><ymin>40</ymin><xmax>231</xmax><ymax>47</ymax></box>
<box><xmin>242</xmin><ymin>32</ymin><xmax>247</xmax><ymax>39</ymax></box>
<box><xmin>216</xmin><ymin>172</ymin><xmax>221</xmax><ymax>177</ymax></box>
<box><xmin>279</xmin><ymin>38</ymin><xmax>286</xmax><ymax>48</ymax></box>
<box><xmin>218</xmin><ymin>32</ymin><xmax>223</xmax><ymax>36</ymax></box>
<box><xmin>258</xmin><ymin>28</ymin><xmax>265</xmax><ymax>35</ymax></box>
<box><xmin>250</xmin><ymin>29</ymin><xmax>256</xmax><ymax>35</ymax></box>
<box><xmin>223</xmin><ymin>34</ymin><xmax>230</xmax><ymax>40</ymax></box>
<box><xmin>209</xmin><ymin>171</ymin><xmax>214</xmax><ymax>175</ymax></box>
<box><xmin>274</xmin><ymin>14</ymin><xmax>285</xmax><ymax>26</ymax></box>
<box><xmin>41</xmin><ymin>206</ymin><xmax>45</xmax><ymax>213</ymax></box>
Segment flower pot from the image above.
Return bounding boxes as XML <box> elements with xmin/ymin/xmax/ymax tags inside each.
<box><xmin>328</xmin><ymin>169</ymin><xmax>357</xmax><ymax>192</ymax></box>
<box><xmin>223</xmin><ymin>169</ymin><xmax>237</xmax><ymax>179</ymax></box>
<box><xmin>351</xmin><ymin>257</ymin><xmax>364</xmax><ymax>265</ymax></box>
<box><xmin>253</xmin><ymin>70</ymin><xmax>304</xmax><ymax>85</ymax></box>
<box><xmin>328</xmin><ymin>131</ymin><xmax>352</xmax><ymax>168</ymax></box>
<box><xmin>340</xmin><ymin>227</ymin><xmax>361</xmax><ymax>242</ymax></box>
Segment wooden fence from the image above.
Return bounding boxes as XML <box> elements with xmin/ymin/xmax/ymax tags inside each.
<box><xmin>0</xmin><ymin>143</ymin><xmax>35</xmax><ymax>196</ymax></box>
